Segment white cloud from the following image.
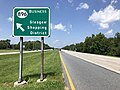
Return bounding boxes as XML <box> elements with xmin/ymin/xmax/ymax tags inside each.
<box><xmin>68</xmin><ymin>0</ymin><xmax>73</xmax><ymax>3</ymax></box>
<box><xmin>54</xmin><ymin>23</ymin><xmax>66</xmax><ymax>31</ymax></box>
<box><xmin>55</xmin><ymin>3</ymin><xmax>59</xmax><ymax>9</ymax></box>
<box><xmin>65</xmin><ymin>24</ymin><xmax>72</xmax><ymax>31</ymax></box>
<box><xmin>55</xmin><ymin>40</ymin><xmax>59</xmax><ymax>42</ymax></box>
<box><xmin>69</xmin><ymin>24</ymin><xmax>72</xmax><ymax>31</ymax></box>
<box><xmin>105</xmin><ymin>29</ymin><xmax>113</xmax><ymax>35</ymax></box>
<box><xmin>51</xmin><ymin>23</ymin><xmax>72</xmax><ymax>33</ymax></box>
<box><xmin>53</xmin><ymin>39</ymin><xmax>60</xmax><ymax>44</ymax></box>
<box><xmin>99</xmin><ymin>23</ymin><xmax>109</xmax><ymax>29</ymax></box>
<box><xmin>89</xmin><ymin>4</ymin><xmax>120</xmax><ymax>29</ymax></box>
<box><xmin>76</xmin><ymin>3</ymin><xmax>89</xmax><ymax>10</ymax></box>
<box><xmin>8</xmin><ymin>17</ymin><xmax>12</xmax><ymax>22</ymax></box>
<box><xmin>67</xmin><ymin>32</ymin><xmax>70</xmax><ymax>34</ymax></box>
<box><xmin>111</xmin><ymin>0</ymin><xmax>118</xmax><ymax>4</ymax></box>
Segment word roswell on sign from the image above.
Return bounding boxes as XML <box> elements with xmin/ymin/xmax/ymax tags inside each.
<box><xmin>13</xmin><ymin>7</ymin><xmax>50</xmax><ymax>37</ymax></box>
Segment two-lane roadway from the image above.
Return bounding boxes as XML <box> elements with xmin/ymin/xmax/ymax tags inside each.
<box><xmin>61</xmin><ymin>51</ymin><xmax>120</xmax><ymax>90</ymax></box>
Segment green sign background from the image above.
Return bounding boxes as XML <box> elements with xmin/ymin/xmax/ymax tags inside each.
<box><xmin>13</xmin><ymin>7</ymin><xmax>50</xmax><ymax>37</ymax></box>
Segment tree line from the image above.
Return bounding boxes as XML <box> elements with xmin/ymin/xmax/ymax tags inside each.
<box><xmin>0</xmin><ymin>40</ymin><xmax>53</xmax><ymax>50</ymax></box>
<box><xmin>63</xmin><ymin>32</ymin><xmax>120</xmax><ymax>57</ymax></box>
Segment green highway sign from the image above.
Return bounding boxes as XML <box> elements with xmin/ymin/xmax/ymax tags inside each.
<box><xmin>13</xmin><ymin>7</ymin><xmax>50</xmax><ymax>37</ymax></box>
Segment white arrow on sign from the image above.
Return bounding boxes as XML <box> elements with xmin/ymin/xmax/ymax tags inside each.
<box><xmin>16</xmin><ymin>23</ymin><xmax>25</xmax><ymax>32</ymax></box>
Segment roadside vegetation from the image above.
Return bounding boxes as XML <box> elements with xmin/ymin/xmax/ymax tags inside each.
<box><xmin>0</xmin><ymin>40</ymin><xmax>53</xmax><ymax>50</ymax></box>
<box><xmin>63</xmin><ymin>32</ymin><xmax>120</xmax><ymax>57</ymax></box>
<box><xmin>0</xmin><ymin>50</ymin><xmax>64</xmax><ymax>90</ymax></box>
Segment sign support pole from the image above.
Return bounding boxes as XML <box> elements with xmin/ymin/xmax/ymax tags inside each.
<box><xmin>14</xmin><ymin>37</ymin><xmax>26</xmax><ymax>87</ymax></box>
<box><xmin>40</xmin><ymin>37</ymin><xmax>44</xmax><ymax>81</ymax></box>
<box><xmin>19</xmin><ymin>37</ymin><xmax>23</xmax><ymax>82</ymax></box>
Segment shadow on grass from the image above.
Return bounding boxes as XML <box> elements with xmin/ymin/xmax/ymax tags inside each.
<box><xmin>23</xmin><ymin>72</ymin><xmax>56</xmax><ymax>81</ymax></box>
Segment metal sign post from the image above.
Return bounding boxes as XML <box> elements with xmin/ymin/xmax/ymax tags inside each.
<box><xmin>14</xmin><ymin>37</ymin><xmax>27</xmax><ymax>87</ymax></box>
<box><xmin>19</xmin><ymin>37</ymin><xmax>23</xmax><ymax>82</ymax></box>
<box><xmin>40</xmin><ymin>37</ymin><xmax>44</xmax><ymax>81</ymax></box>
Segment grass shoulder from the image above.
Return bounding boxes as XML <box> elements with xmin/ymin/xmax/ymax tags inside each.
<box><xmin>0</xmin><ymin>49</ymin><xmax>19</xmax><ymax>53</ymax></box>
<box><xmin>0</xmin><ymin>50</ymin><xmax>64</xmax><ymax>90</ymax></box>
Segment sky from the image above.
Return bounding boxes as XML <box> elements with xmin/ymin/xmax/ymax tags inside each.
<box><xmin>0</xmin><ymin>0</ymin><xmax>120</xmax><ymax>48</ymax></box>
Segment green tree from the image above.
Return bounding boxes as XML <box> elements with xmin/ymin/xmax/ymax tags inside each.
<box><xmin>34</xmin><ymin>41</ymin><xmax>41</xmax><ymax>50</ymax></box>
<box><xmin>0</xmin><ymin>41</ymin><xmax>7</xmax><ymax>49</ymax></box>
<box><xmin>0</xmin><ymin>39</ymin><xmax>11</xmax><ymax>49</ymax></box>
<box><xmin>6</xmin><ymin>39</ymin><xmax>11</xmax><ymax>49</ymax></box>
<box><xmin>75</xmin><ymin>42</ymin><xmax>84</xmax><ymax>52</ymax></box>
<box><xmin>92</xmin><ymin>33</ymin><xmax>108</xmax><ymax>55</ymax></box>
<box><xmin>114</xmin><ymin>32</ymin><xmax>120</xmax><ymax>56</ymax></box>
<box><xmin>83</xmin><ymin>36</ymin><xmax>93</xmax><ymax>53</ymax></box>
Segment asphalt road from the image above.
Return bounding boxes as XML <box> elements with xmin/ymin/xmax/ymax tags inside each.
<box><xmin>61</xmin><ymin>51</ymin><xmax>120</xmax><ymax>90</ymax></box>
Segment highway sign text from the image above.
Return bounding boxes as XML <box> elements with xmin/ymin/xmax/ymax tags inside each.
<box><xmin>13</xmin><ymin>7</ymin><xmax>50</xmax><ymax>37</ymax></box>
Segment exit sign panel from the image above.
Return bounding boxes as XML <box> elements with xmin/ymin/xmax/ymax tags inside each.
<box><xmin>13</xmin><ymin>7</ymin><xmax>50</xmax><ymax>37</ymax></box>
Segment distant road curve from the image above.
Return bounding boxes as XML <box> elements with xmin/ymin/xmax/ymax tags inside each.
<box><xmin>0</xmin><ymin>50</ymin><xmax>49</xmax><ymax>55</ymax></box>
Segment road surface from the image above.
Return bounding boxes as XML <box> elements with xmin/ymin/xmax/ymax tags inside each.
<box><xmin>60</xmin><ymin>51</ymin><xmax>120</xmax><ymax>90</ymax></box>
<box><xmin>63</xmin><ymin>50</ymin><xmax>120</xmax><ymax>74</ymax></box>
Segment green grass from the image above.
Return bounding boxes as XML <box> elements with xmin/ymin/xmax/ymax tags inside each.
<box><xmin>0</xmin><ymin>50</ymin><xmax>19</xmax><ymax>53</ymax></box>
<box><xmin>0</xmin><ymin>50</ymin><xmax>64</xmax><ymax>90</ymax></box>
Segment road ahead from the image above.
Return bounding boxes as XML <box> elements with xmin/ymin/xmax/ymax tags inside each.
<box><xmin>61</xmin><ymin>51</ymin><xmax>120</xmax><ymax>90</ymax></box>
<box><xmin>0</xmin><ymin>50</ymin><xmax>49</xmax><ymax>55</ymax></box>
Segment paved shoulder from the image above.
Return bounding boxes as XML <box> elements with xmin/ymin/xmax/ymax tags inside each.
<box><xmin>63</xmin><ymin>50</ymin><xmax>120</xmax><ymax>74</ymax></box>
